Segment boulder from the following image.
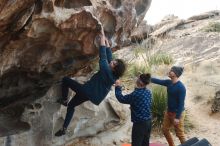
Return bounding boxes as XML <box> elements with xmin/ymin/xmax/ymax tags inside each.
<box><xmin>0</xmin><ymin>0</ymin><xmax>152</xmax><ymax>144</ymax></box>
<box><xmin>150</xmin><ymin>19</ymin><xmax>185</xmax><ymax>37</ymax></box>
<box><xmin>188</xmin><ymin>10</ymin><xmax>220</xmax><ymax>21</ymax></box>
<box><xmin>131</xmin><ymin>20</ymin><xmax>153</xmax><ymax>43</ymax></box>
<box><xmin>0</xmin><ymin>0</ymin><xmax>152</xmax><ymax>110</ymax></box>
<box><xmin>0</xmin><ymin>83</ymin><xmax>130</xmax><ymax>146</ymax></box>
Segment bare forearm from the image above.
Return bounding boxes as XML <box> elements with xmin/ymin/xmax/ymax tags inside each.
<box><xmin>100</xmin><ymin>28</ymin><xmax>106</xmax><ymax>46</ymax></box>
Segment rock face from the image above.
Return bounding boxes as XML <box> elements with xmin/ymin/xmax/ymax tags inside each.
<box><xmin>187</xmin><ymin>10</ymin><xmax>220</xmax><ymax>21</ymax></box>
<box><xmin>0</xmin><ymin>0</ymin><xmax>151</xmax><ymax>143</ymax></box>
<box><xmin>150</xmin><ymin>19</ymin><xmax>185</xmax><ymax>37</ymax></box>
<box><xmin>0</xmin><ymin>0</ymin><xmax>151</xmax><ymax>109</ymax></box>
<box><xmin>130</xmin><ymin>20</ymin><xmax>153</xmax><ymax>43</ymax></box>
<box><xmin>0</xmin><ymin>85</ymin><xmax>130</xmax><ymax>146</ymax></box>
<box><xmin>149</xmin><ymin>11</ymin><xmax>220</xmax><ymax>65</ymax></box>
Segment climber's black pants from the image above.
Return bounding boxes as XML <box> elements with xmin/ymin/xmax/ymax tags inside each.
<box><xmin>61</xmin><ymin>77</ymin><xmax>89</xmax><ymax>128</ymax></box>
<box><xmin>132</xmin><ymin>120</ymin><xmax>152</xmax><ymax>146</ymax></box>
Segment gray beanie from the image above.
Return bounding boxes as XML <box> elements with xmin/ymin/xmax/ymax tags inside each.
<box><xmin>171</xmin><ymin>66</ymin><xmax>184</xmax><ymax>77</ymax></box>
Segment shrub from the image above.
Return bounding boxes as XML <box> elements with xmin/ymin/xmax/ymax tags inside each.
<box><xmin>151</xmin><ymin>86</ymin><xmax>194</xmax><ymax>132</ymax></box>
<box><xmin>133</xmin><ymin>43</ymin><xmax>173</xmax><ymax>67</ymax></box>
<box><xmin>151</xmin><ymin>86</ymin><xmax>167</xmax><ymax>130</ymax></box>
<box><xmin>184</xmin><ymin>110</ymin><xmax>195</xmax><ymax>132</ymax></box>
<box><xmin>202</xmin><ymin>22</ymin><xmax>220</xmax><ymax>32</ymax></box>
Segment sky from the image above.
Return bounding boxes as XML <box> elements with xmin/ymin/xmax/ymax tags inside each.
<box><xmin>144</xmin><ymin>0</ymin><xmax>220</xmax><ymax>24</ymax></box>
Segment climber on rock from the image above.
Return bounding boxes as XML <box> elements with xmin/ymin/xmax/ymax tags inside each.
<box><xmin>55</xmin><ymin>28</ymin><xmax>126</xmax><ymax>137</ymax></box>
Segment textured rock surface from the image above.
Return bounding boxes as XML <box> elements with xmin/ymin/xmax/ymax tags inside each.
<box><xmin>187</xmin><ymin>10</ymin><xmax>220</xmax><ymax>21</ymax></box>
<box><xmin>0</xmin><ymin>0</ymin><xmax>152</xmax><ymax>107</ymax></box>
<box><xmin>152</xmin><ymin>13</ymin><xmax>220</xmax><ymax>65</ymax></box>
<box><xmin>150</xmin><ymin>19</ymin><xmax>185</xmax><ymax>37</ymax></box>
<box><xmin>0</xmin><ymin>80</ymin><xmax>129</xmax><ymax>146</ymax></box>
<box><xmin>0</xmin><ymin>0</ymin><xmax>152</xmax><ymax>141</ymax></box>
<box><xmin>130</xmin><ymin>20</ymin><xmax>153</xmax><ymax>43</ymax></box>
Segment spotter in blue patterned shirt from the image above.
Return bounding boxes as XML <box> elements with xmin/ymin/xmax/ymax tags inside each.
<box><xmin>115</xmin><ymin>73</ymin><xmax>152</xmax><ymax>146</ymax></box>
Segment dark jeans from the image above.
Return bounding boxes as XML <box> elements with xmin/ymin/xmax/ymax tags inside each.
<box><xmin>132</xmin><ymin>120</ymin><xmax>152</xmax><ymax>146</ymax></box>
<box><xmin>61</xmin><ymin>77</ymin><xmax>89</xmax><ymax>129</ymax></box>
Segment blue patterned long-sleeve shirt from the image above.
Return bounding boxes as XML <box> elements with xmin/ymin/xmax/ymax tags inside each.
<box><xmin>115</xmin><ymin>86</ymin><xmax>152</xmax><ymax>123</ymax></box>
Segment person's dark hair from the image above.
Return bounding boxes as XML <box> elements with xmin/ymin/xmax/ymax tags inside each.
<box><xmin>113</xmin><ymin>59</ymin><xmax>126</xmax><ymax>78</ymax></box>
<box><xmin>139</xmin><ymin>73</ymin><xmax>151</xmax><ymax>85</ymax></box>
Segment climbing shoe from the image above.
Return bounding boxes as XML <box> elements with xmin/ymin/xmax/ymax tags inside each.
<box><xmin>57</xmin><ymin>98</ymin><xmax>68</xmax><ymax>107</ymax></box>
<box><xmin>55</xmin><ymin>128</ymin><xmax>66</xmax><ymax>137</ymax></box>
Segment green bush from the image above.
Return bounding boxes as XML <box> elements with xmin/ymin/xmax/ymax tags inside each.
<box><xmin>184</xmin><ymin>110</ymin><xmax>195</xmax><ymax>132</ymax></box>
<box><xmin>151</xmin><ymin>86</ymin><xmax>194</xmax><ymax>133</ymax></box>
<box><xmin>202</xmin><ymin>22</ymin><xmax>220</xmax><ymax>32</ymax></box>
<box><xmin>151</xmin><ymin>86</ymin><xmax>167</xmax><ymax>130</ymax></box>
<box><xmin>133</xmin><ymin>43</ymin><xmax>173</xmax><ymax>67</ymax></box>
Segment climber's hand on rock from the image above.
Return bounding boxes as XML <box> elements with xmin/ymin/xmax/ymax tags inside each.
<box><xmin>115</xmin><ymin>80</ymin><xmax>121</xmax><ymax>87</ymax></box>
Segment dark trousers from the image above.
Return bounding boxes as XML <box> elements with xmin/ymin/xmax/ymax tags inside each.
<box><xmin>132</xmin><ymin>120</ymin><xmax>152</xmax><ymax>146</ymax></box>
<box><xmin>61</xmin><ymin>77</ymin><xmax>89</xmax><ymax>129</ymax></box>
